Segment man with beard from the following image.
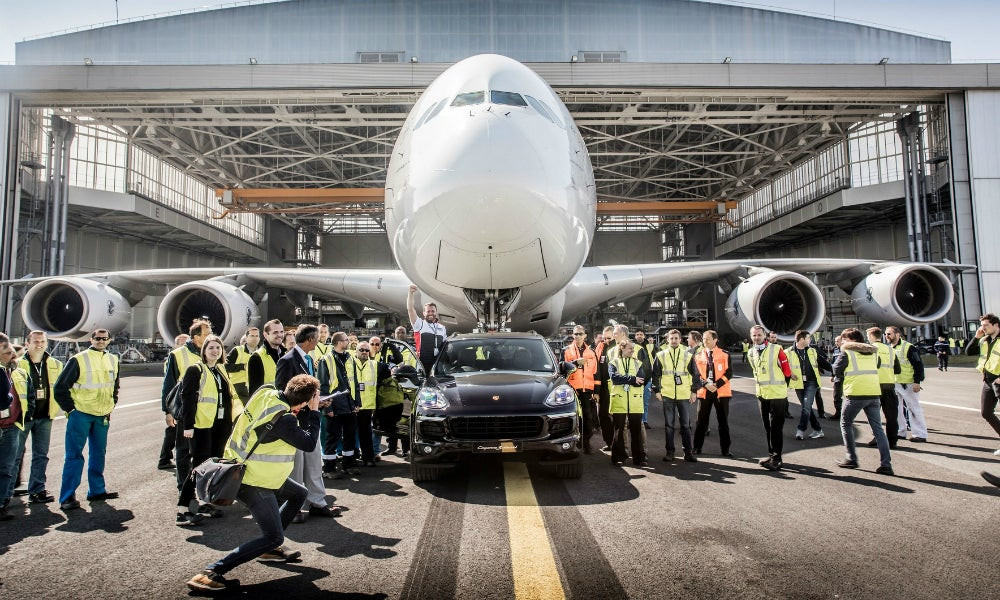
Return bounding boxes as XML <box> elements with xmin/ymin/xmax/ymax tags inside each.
<box><xmin>407</xmin><ymin>285</ymin><xmax>446</xmax><ymax>374</ymax></box>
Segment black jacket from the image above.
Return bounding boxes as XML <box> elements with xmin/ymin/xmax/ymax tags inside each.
<box><xmin>247</xmin><ymin>341</ymin><xmax>282</xmax><ymax>394</ymax></box>
<box><xmin>318</xmin><ymin>350</ymin><xmax>354</xmax><ymax>415</ymax></box>
<box><xmin>180</xmin><ymin>363</ymin><xmax>234</xmax><ymax>430</ymax></box>
<box><xmin>275</xmin><ymin>347</ymin><xmax>315</xmax><ymax>392</ymax></box>
<box><xmin>161</xmin><ymin>341</ymin><xmax>200</xmax><ymax>412</ymax></box>
<box><xmin>54</xmin><ymin>348</ymin><xmax>121</xmax><ymax>414</ymax></box>
<box><xmin>256</xmin><ymin>395</ymin><xmax>321</xmax><ymax>454</ymax></box>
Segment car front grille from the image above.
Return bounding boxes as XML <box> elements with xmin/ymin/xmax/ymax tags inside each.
<box><xmin>547</xmin><ymin>416</ymin><xmax>575</xmax><ymax>438</ymax></box>
<box><xmin>449</xmin><ymin>416</ymin><xmax>544</xmax><ymax>440</ymax></box>
<box><xmin>418</xmin><ymin>420</ymin><xmax>446</xmax><ymax>441</ymax></box>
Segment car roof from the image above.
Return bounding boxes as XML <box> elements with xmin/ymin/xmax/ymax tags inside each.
<box><xmin>448</xmin><ymin>332</ymin><xmax>545</xmax><ymax>340</ymax></box>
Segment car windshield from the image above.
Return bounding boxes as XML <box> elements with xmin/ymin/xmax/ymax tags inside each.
<box><xmin>434</xmin><ymin>338</ymin><xmax>554</xmax><ymax>375</ymax></box>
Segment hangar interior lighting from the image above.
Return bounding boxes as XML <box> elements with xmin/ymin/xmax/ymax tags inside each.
<box><xmin>879</xmin><ymin>57</ymin><xmax>890</xmax><ymax>64</ymax></box>
<box><xmin>722</xmin><ymin>56</ymin><xmax>732</xmax><ymax>64</ymax></box>
<box><xmin>83</xmin><ymin>57</ymin><xmax>93</xmax><ymax>66</ymax></box>
<box><xmin>249</xmin><ymin>57</ymin><xmax>258</xmax><ymax>65</ymax></box>
<box><xmin>570</xmin><ymin>55</ymin><xmax>578</xmax><ymax>62</ymax></box>
<box><xmin>410</xmin><ymin>56</ymin><xmax>418</xmax><ymax>63</ymax></box>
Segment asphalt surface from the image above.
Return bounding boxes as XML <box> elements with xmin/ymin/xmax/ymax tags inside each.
<box><xmin>2</xmin><ymin>361</ymin><xmax>999</xmax><ymax>599</ymax></box>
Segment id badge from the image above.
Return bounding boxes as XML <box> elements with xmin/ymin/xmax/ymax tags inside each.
<box><xmin>36</xmin><ymin>389</ymin><xmax>46</xmax><ymax>399</ymax></box>
<box><xmin>674</xmin><ymin>375</ymin><xmax>683</xmax><ymax>385</ymax></box>
<box><xmin>359</xmin><ymin>382</ymin><xmax>365</xmax><ymax>391</ymax></box>
<box><xmin>0</xmin><ymin>409</ymin><xmax>8</xmax><ymax>419</ymax></box>
<box><xmin>217</xmin><ymin>406</ymin><xmax>225</xmax><ymax>419</ymax></box>
<box><xmin>103</xmin><ymin>416</ymin><xmax>109</xmax><ymax>426</ymax></box>
<box><xmin>600</xmin><ymin>356</ymin><xmax>606</xmax><ymax>364</ymax></box>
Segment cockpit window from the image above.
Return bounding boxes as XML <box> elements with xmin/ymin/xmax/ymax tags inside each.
<box><xmin>451</xmin><ymin>91</ymin><xmax>485</xmax><ymax>107</ymax></box>
<box><xmin>490</xmin><ymin>90</ymin><xmax>528</xmax><ymax>107</ymax></box>
<box><xmin>524</xmin><ymin>95</ymin><xmax>563</xmax><ymax>127</ymax></box>
<box><xmin>414</xmin><ymin>97</ymin><xmax>448</xmax><ymax>130</ymax></box>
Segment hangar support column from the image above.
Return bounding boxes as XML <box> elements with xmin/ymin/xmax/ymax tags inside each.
<box><xmin>0</xmin><ymin>94</ymin><xmax>21</xmax><ymax>332</ymax></box>
<box><xmin>952</xmin><ymin>91</ymin><xmax>1000</xmax><ymax>326</ymax></box>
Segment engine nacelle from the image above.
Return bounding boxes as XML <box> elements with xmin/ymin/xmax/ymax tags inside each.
<box><xmin>725</xmin><ymin>271</ymin><xmax>825</xmax><ymax>342</ymax></box>
<box><xmin>157</xmin><ymin>281</ymin><xmax>260</xmax><ymax>347</ymax></box>
<box><xmin>22</xmin><ymin>277</ymin><xmax>132</xmax><ymax>341</ymax></box>
<box><xmin>850</xmin><ymin>264</ymin><xmax>953</xmax><ymax>326</ymax></box>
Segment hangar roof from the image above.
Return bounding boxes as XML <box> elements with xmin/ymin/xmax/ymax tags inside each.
<box><xmin>16</xmin><ymin>0</ymin><xmax>949</xmax><ymax>66</ymax></box>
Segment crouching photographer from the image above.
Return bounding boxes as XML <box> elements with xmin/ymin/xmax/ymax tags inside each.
<box><xmin>186</xmin><ymin>374</ymin><xmax>321</xmax><ymax>592</ymax></box>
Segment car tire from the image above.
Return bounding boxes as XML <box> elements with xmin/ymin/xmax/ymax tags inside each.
<box><xmin>554</xmin><ymin>461</ymin><xmax>582</xmax><ymax>479</ymax></box>
<box><xmin>410</xmin><ymin>461</ymin><xmax>440</xmax><ymax>482</ymax></box>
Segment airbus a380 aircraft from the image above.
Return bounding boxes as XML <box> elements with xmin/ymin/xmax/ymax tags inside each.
<box><xmin>9</xmin><ymin>54</ymin><xmax>962</xmax><ymax>345</ymax></box>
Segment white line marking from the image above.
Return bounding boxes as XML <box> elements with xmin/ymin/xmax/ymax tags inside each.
<box><xmin>920</xmin><ymin>401</ymin><xmax>980</xmax><ymax>413</ymax></box>
<box><xmin>53</xmin><ymin>398</ymin><xmax>161</xmax><ymax>420</ymax></box>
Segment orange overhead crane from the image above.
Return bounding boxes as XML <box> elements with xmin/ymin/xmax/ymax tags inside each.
<box><xmin>214</xmin><ymin>188</ymin><xmax>738</xmax><ymax>223</ymax></box>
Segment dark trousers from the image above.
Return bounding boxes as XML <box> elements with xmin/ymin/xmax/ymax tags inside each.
<box><xmin>356</xmin><ymin>408</ymin><xmax>375</xmax><ymax>463</ymax></box>
<box><xmin>611</xmin><ymin>413</ymin><xmax>645</xmax><ymax>465</ymax></box>
<box><xmin>814</xmin><ymin>387</ymin><xmax>826</xmax><ymax>416</ymax></box>
<box><xmin>174</xmin><ymin>427</ymin><xmax>193</xmax><ymax>493</ymax></box>
<box><xmin>575</xmin><ymin>389</ymin><xmax>596</xmax><ymax>451</ymax></box>
<box><xmin>758</xmin><ymin>397</ymin><xmax>788</xmax><ymax>460</ymax></box>
<box><xmin>376</xmin><ymin>403</ymin><xmax>409</xmax><ymax>453</ymax></box>
<box><xmin>178</xmin><ymin>421</ymin><xmax>232</xmax><ymax>509</ymax></box>
<box><xmin>325</xmin><ymin>413</ymin><xmax>358</xmax><ymax>468</ymax></box>
<box><xmin>207</xmin><ymin>478</ymin><xmax>307</xmax><ymax>575</ymax></box>
<box><xmin>937</xmin><ymin>353</ymin><xmax>949</xmax><ymax>370</ymax></box>
<box><xmin>833</xmin><ymin>380</ymin><xmax>843</xmax><ymax>416</ymax></box>
<box><xmin>598</xmin><ymin>384</ymin><xmax>614</xmax><ymax>448</ymax></box>
<box><xmin>981</xmin><ymin>381</ymin><xmax>1000</xmax><ymax>437</ymax></box>
<box><xmin>694</xmin><ymin>392</ymin><xmax>731</xmax><ymax>453</ymax></box>
<box><xmin>159</xmin><ymin>424</ymin><xmax>176</xmax><ymax>467</ymax></box>
<box><xmin>879</xmin><ymin>383</ymin><xmax>900</xmax><ymax>446</ymax></box>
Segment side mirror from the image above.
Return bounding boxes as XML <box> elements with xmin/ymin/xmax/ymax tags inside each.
<box><xmin>559</xmin><ymin>361</ymin><xmax>577</xmax><ymax>377</ymax></box>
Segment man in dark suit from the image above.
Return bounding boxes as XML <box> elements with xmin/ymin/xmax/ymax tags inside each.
<box><xmin>275</xmin><ymin>325</ymin><xmax>339</xmax><ymax>522</ymax></box>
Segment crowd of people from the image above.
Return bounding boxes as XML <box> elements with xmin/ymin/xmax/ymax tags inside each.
<box><xmin>1</xmin><ymin>305</ymin><xmax>999</xmax><ymax>591</ymax></box>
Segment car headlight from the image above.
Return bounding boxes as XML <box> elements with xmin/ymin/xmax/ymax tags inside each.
<box><xmin>417</xmin><ymin>388</ymin><xmax>449</xmax><ymax>410</ymax></box>
<box><xmin>545</xmin><ymin>384</ymin><xmax>576</xmax><ymax>408</ymax></box>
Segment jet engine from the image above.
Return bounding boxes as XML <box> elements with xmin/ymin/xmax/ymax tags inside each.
<box><xmin>725</xmin><ymin>271</ymin><xmax>825</xmax><ymax>342</ymax></box>
<box><xmin>850</xmin><ymin>264</ymin><xmax>953</xmax><ymax>326</ymax></box>
<box><xmin>157</xmin><ymin>281</ymin><xmax>259</xmax><ymax>347</ymax></box>
<box><xmin>21</xmin><ymin>277</ymin><xmax>132</xmax><ymax>341</ymax></box>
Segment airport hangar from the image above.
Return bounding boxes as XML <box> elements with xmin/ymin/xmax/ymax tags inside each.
<box><xmin>0</xmin><ymin>0</ymin><xmax>997</xmax><ymax>347</ymax></box>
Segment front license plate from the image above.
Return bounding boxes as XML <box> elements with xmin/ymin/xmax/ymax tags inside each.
<box><xmin>473</xmin><ymin>441</ymin><xmax>520</xmax><ymax>453</ymax></box>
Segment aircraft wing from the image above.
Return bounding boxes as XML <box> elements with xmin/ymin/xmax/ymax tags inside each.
<box><xmin>561</xmin><ymin>258</ymin><xmax>973</xmax><ymax>335</ymax></box>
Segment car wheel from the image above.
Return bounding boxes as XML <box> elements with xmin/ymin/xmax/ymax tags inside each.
<box><xmin>554</xmin><ymin>460</ymin><xmax>582</xmax><ymax>479</ymax></box>
<box><xmin>410</xmin><ymin>461</ymin><xmax>440</xmax><ymax>482</ymax></box>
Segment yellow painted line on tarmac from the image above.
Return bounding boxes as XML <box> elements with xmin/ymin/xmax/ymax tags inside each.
<box><xmin>503</xmin><ymin>461</ymin><xmax>566</xmax><ymax>600</ymax></box>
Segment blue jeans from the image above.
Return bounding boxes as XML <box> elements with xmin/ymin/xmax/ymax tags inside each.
<box><xmin>208</xmin><ymin>478</ymin><xmax>307</xmax><ymax>575</ymax></box>
<box><xmin>840</xmin><ymin>397</ymin><xmax>891</xmax><ymax>468</ymax></box>
<box><xmin>14</xmin><ymin>417</ymin><xmax>53</xmax><ymax>495</ymax></box>
<box><xmin>0</xmin><ymin>426</ymin><xmax>22</xmax><ymax>503</ymax></box>
<box><xmin>59</xmin><ymin>410</ymin><xmax>110</xmax><ymax>503</ymax></box>
<box><xmin>796</xmin><ymin>381</ymin><xmax>823</xmax><ymax>433</ymax></box>
<box><xmin>642</xmin><ymin>382</ymin><xmax>651</xmax><ymax>424</ymax></box>
<box><xmin>662</xmin><ymin>399</ymin><xmax>693</xmax><ymax>453</ymax></box>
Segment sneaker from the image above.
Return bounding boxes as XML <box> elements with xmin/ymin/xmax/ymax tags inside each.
<box><xmin>186</xmin><ymin>570</ymin><xmax>236</xmax><ymax>592</ymax></box>
<box><xmin>28</xmin><ymin>491</ymin><xmax>55</xmax><ymax>504</ymax></box>
<box><xmin>837</xmin><ymin>459</ymin><xmax>859</xmax><ymax>469</ymax></box>
<box><xmin>309</xmin><ymin>505</ymin><xmax>340</xmax><ymax>518</ymax></box>
<box><xmin>758</xmin><ymin>457</ymin><xmax>772</xmax><ymax>466</ymax></box>
<box><xmin>258</xmin><ymin>546</ymin><xmax>301</xmax><ymax>563</ymax></box>
<box><xmin>795</xmin><ymin>430</ymin><xmax>806</xmax><ymax>440</ymax></box>
<box><xmin>683</xmin><ymin>451</ymin><xmax>698</xmax><ymax>463</ymax></box>
<box><xmin>809</xmin><ymin>430</ymin><xmax>825</xmax><ymax>439</ymax></box>
<box><xmin>866</xmin><ymin>438</ymin><xmax>878</xmax><ymax>447</ymax></box>
<box><xmin>763</xmin><ymin>459</ymin><xmax>782</xmax><ymax>471</ymax></box>
<box><xmin>664</xmin><ymin>452</ymin><xmax>675</xmax><ymax>462</ymax></box>
<box><xmin>909</xmin><ymin>437</ymin><xmax>927</xmax><ymax>443</ymax></box>
<box><xmin>643</xmin><ymin>422</ymin><xmax>651</xmax><ymax>430</ymax></box>
<box><xmin>721</xmin><ymin>451</ymin><xmax>735</xmax><ymax>458</ymax></box>
<box><xmin>86</xmin><ymin>491</ymin><xmax>119</xmax><ymax>502</ymax></box>
<box><xmin>176</xmin><ymin>511</ymin><xmax>205</xmax><ymax>526</ymax></box>
<box><xmin>60</xmin><ymin>497</ymin><xmax>81</xmax><ymax>511</ymax></box>
<box><xmin>157</xmin><ymin>462</ymin><xmax>175</xmax><ymax>471</ymax></box>
<box><xmin>994</xmin><ymin>448</ymin><xmax>1000</xmax><ymax>456</ymax></box>
<box><xmin>875</xmin><ymin>466</ymin><xmax>895</xmax><ymax>476</ymax></box>
<box><xmin>197</xmin><ymin>504</ymin><xmax>224</xmax><ymax>519</ymax></box>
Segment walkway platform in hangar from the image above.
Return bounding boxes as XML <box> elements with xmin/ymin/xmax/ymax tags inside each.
<box><xmin>64</xmin><ymin>187</ymin><xmax>266</xmax><ymax>263</ymax></box>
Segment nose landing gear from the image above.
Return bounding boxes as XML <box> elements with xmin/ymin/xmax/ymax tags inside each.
<box><xmin>463</xmin><ymin>288</ymin><xmax>521</xmax><ymax>332</ymax></box>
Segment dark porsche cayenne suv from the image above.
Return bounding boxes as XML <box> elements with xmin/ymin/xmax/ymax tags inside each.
<box><xmin>406</xmin><ymin>333</ymin><xmax>582</xmax><ymax>481</ymax></box>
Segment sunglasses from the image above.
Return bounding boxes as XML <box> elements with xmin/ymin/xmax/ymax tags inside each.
<box><xmin>357</xmin><ymin>349</ymin><xmax>370</xmax><ymax>353</ymax></box>
<box><xmin>573</xmin><ymin>333</ymin><xmax>586</xmax><ymax>336</ymax></box>
<box><xmin>92</xmin><ymin>337</ymin><xmax>110</xmax><ymax>341</ymax></box>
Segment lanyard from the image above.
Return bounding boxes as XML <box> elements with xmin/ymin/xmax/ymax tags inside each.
<box><xmin>669</xmin><ymin>347</ymin><xmax>682</xmax><ymax>372</ymax></box>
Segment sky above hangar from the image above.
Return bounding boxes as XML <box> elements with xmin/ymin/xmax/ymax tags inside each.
<box><xmin>0</xmin><ymin>0</ymin><xmax>997</xmax><ymax>64</ymax></box>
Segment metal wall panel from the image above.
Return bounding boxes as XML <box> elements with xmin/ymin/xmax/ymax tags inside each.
<box><xmin>947</xmin><ymin>92</ymin><xmax>981</xmax><ymax>321</ymax></box>
<box><xmin>966</xmin><ymin>91</ymin><xmax>1000</xmax><ymax>315</ymax></box>
<box><xmin>15</xmin><ymin>0</ymin><xmax>950</xmax><ymax>67</ymax></box>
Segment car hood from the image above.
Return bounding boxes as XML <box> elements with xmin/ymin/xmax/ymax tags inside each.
<box><xmin>435</xmin><ymin>372</ymin><xmax>558</xmax><ymax>409</ymax></box>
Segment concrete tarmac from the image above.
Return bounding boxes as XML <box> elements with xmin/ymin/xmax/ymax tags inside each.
<box><xmin>1</xmin><ymin>362</ymin><xmax>998</xmax><ymax>599</ymax></box>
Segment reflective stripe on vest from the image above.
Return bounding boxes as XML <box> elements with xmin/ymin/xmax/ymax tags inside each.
<box><xmin>655</xmin><ymin>346</ymin><xmax>692</xmax><ymax>400</ymax></box>
<box><xmin>749</xmin><ymin>344</ymin><xmax>787</xmax><ymax>400</ymax></box>
<box><xmin>978</xmin><ymin>337</ymin><xmax>1000</xmax><ymax>376</ymax></box>
<box><xmin>321</xmin><ymin>353</ymin><xmax>341</xmax><ymax>394</ymax></box>
<box><xmin>348</xmin><ymin>358</ymin><xmax>378</xmax><ymax>410</ymax></box>
<box><xmin>228</xmin><ymin>345</ymin><xmax>253</xmax><ymax>386</ymax></box>
<box><xmin>224</xmin><ymin>388</ymin><xmax>295</xmax><ymax>489</ymax></box>
<box><xmin>255</xmin><ymin>346</ymin><xmax>277</xmax><ymax>386</ymax></box>
<box><xmin>193</xmin><ymin>364</ymin><xmax>238</xmax><ymax>429</ymax></box>
<box><xmin>18</xmin><ymin>356</ymin><xmax>65</xmax><ymax>419</ymax></box>
<box><xmin>609</xmin><ymin>357</ymin><xmax>642</xmax><ymax>414</ymax></box>
<box><xmin>842</xmin><ymin>350</ymin><xmax>881</xmax><ymax>397</ymax></box>
<box><xmin>71</xmin><ymin>349</ymin><xmax>119</xmax><ymax>416</ymax></box>
<box><xmin>893</xmin><ymin>341</ymin><xmax>915</xmax><ymax>384</ymax></box>
<box><xmin>873</xmin><ymin>342</ymin><xmax>895</xmax><ymax>384</ymax></box>
<box><xmin>694</xmin><ymin>348</ymin><xmax>731</xmax><ymax>399</ymax></box>
<box><xmin>171</xmin><ymin>345</ymin><xmax>200</xmax><ymax>376</ymax></box>
<box><xmin>564</xmin><ymin>344</ymin><xmax>596</xmax><ymax>390</ymax></box>
<box><xmin>10</xmin><ymin>368</ymin><xmax>29</xmax><ymax>430</ymax></box>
